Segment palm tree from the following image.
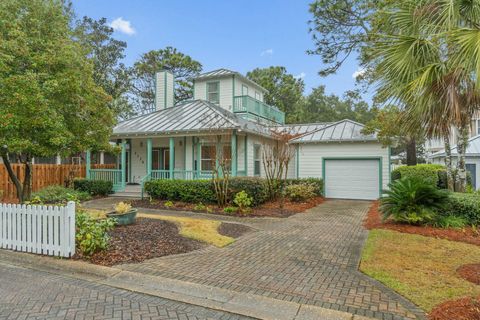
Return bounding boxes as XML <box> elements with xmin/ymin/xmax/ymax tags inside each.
<box><xmin>368</xmin><ymin>0</ymin><xmax>480</xmax><ymax>191</ymax></box>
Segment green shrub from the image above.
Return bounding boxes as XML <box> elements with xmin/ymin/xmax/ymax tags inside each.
<box><xmin>284</xmin><ymin>184</ymin><xmax>316</xmax><ymax>202</ymax></box>
<box><xmin>391</xmin><ymin>164</ymin><xmax>445</xmax><ymax>187</ymax></box>
<box><xmin>223</xmin><ymin>206</ymin><xmax>238</xmax><ymax>214</ymax></box>
<box><xmin>31</xmin><ymin>185</ymin><xmax>91</xmax><ymax>204</ymax></box>
<box><xmin>228</xmin><ymin>178</ymin><xmax>268</xmax><ymax>206</ymax></box>
<box><xmin>75</xmin><ymin>211</ymin><xmax>116</xmax><ymax>256</ymax></box>
<box><xmin>164</xmin><ymin>200</ymin><xmax>174</xmax><ymax>208</ymax></box>
<box><xmin>233</xmin><ymin>191</ymin><xmax>253</xmax><ymax>212</ymax></box>
<box><xmin>444</xmin><ymin>193</ymin><xmax>480</xmax><ymax>225</ymax></box>
<box><xmin>193</xmin><ymin>203</ymin><xmax>207</xmax><ymax>211</ymax></box>
<box><xmin>432</xmin><ymin>215</ymin><xmax>468</xmax><ymax>229</ymax></box>
<box><xmin>437</xmin><ymin>169</ymin><xmax>473</xmax><ymax>190</ymax></box>
<box><xmin>144</xmin><ymin>178</ymin><xmax>269</xmax><ymax>206</ymax></box>
<box><xmin>380</xmin><ymin>177</ymin><xmax>449</xmax><ymax>225</ymax></box>
<box><xmin>285</xmin><ymin>178</ymin><xmax>323</xmax><ymax>196</ymax></box>
<box><xmin>144</xmin><ymin>179</ymin><xmax>216</xmax><ymax>203</ymax></box>
<box><xmin>73</xmin><ymin>179</ymin><xmax>113</xmax><ymax>196</ymax></box>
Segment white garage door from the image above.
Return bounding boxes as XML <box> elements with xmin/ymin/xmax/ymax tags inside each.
<box><xmin>324</xmin><ymin>159</ymin><xmax>380</xmax><ymax>200</ymax></box>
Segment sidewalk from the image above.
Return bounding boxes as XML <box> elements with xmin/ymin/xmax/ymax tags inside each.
<box><xmin>0</xmin><ymin>249</ymin><xmax>374</xmax><ymax>320</ymax></box>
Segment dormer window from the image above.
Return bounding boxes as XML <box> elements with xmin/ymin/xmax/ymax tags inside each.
<box><xmin>207</xmin><ymin>81</ymin><xmax>220</xmax><ymax>104</ymax></box>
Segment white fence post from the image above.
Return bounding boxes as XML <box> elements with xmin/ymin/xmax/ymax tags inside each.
<box><xmin>0</xmin><ymin>201</ymin><xmax>76</xmax><ymax>257</ymax></box>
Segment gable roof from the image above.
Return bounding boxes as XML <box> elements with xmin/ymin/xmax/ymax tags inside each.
<box><xmin>289</xmin><ymin>119</ymin><xmax>377</xmax><ymax>143</ymax></box>
<box><xmin>431</xmin><ymin>134</ymin><xmax>480</xmax><ymax>158</ymax></box>
<box><xmin>194</xmin><ymin>68</ymin><xmax>269</xmax><ymax>93</ymax></box>
<box><xmin>112</xmin><ymin>100</ymin><xmax>271</xmax><ymax>138</ymax></box>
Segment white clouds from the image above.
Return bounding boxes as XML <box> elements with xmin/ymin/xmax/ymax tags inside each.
<box><xmin>109</xmin><ymin>17</ymin><xmax>136</xmax><ymax>35</ymax></box>
<box><xmin>260</xmin><ymin>48</ymin><xmax>274</xmax><ymax>56</ymax></box>
<box><xmin>294</xmin><ymin>72</ymin><xmax>306</xmax><ymax>80</ymax></box>
<box><xmin>352</xmin><ymin>67</ymin><xmax>366</xmax><ymax>79</ymax></box>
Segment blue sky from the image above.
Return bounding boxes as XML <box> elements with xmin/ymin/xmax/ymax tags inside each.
<box><xmin>72</xmin><ymin>0</ymin><xmax>365</xmax><ymax>100</ymax></box>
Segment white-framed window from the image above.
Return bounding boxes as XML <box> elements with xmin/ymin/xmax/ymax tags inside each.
<box><xmin>255</xmin><ymin>91</ymin><xmax>261</xmax><ymax>101</ymax></box>
<box><xmin>254</xmin><ymin>144</ymin><xmax>261</xmax><ymax>176</ymax></box>
<box><xmin>207</xmin><ymin>81</ymin><xmax>220</xmax><ymax>104</ymax></box>
<box><xmin>242</xmin><ymin>85</ymin><xmax>249</xmax><ymax>96</ymax></box>
<box><xmin>201</xmin><ymin>145</ymin><xmax>216</xmax><ymax>171</ymax></box>
<box><xmin>201</xmin><ymin>145</ymin><xmax>231</xmax><ymax>171</ymax></box>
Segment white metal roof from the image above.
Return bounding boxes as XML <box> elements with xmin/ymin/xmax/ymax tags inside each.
<box><xmin>112</xmin><ymin>100</ymin><xmax>271</xmax><ymax>138</ymax></box>
<box><xmin>431</xmin><ymin>135</ymin><xmax>480</xmax><ymax>158</ymax></box>
<box><xmin>272</xmin><ymin>123</ymin><xmax>333</xmax><ymax>136</ymax></box>
<box><xmin>289</xmin><ymin>119</ymin><xmax>377</xmax><ymax>143</ymax></box>
<box><xmin>194</xmin><ymin>68</ymin><xmax>269</xmax><ymax>93</ymax></box>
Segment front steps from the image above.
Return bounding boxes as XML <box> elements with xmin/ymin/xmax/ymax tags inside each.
<box><xmin>109</xmin><ymin>185</ymin><xmax>143</xmax><ymax>199</ymax></box>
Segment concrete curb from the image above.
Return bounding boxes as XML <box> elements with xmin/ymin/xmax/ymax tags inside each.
<box><xmin>0</xmin><ymin>249</ymin><xmax>373</xmax><ymax>320</ymax></box>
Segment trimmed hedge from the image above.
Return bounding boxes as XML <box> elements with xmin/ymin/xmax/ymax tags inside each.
<box><xmin>444</xmin><ymin>192</ymin><xmax>480</xmax><ymax>225</ymax></box>
<box><xmin>144</xmin><ymin>179</ymin><xmax>216</xmax><ymax>204</ymax></box>
<box><xmin>73</xmin><ymin>179</ymin><xmax>113</xmax><ymax>196</ymax></box>
<box><xmin>391</xmin><ymin>164</ymin><xmax>445</xmax><ymax>187</ymax></box>
<box><xmin>144</xmin><ymin>177</ymin><xmax>323</xmax><ymax>206</ymax></box>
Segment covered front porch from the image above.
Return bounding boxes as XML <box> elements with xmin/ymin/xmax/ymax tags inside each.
<box><xmin>85</xmin><ymin>132</ymin><xmax>248</xmax><ymax>193</ymax></box>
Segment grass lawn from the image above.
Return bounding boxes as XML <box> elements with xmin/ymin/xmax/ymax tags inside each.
<box><xmin>138</xmin><ymin>213</ymin><xmax>235</xmax><ymax>247</ymax></box>
<box><xmin>360</xmin><ymin>229</ymin><xmax>480</xmax><ymax>312</ymax></box>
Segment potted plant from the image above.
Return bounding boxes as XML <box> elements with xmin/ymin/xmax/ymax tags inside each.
<box><xmin>107</xmin><ymin>202</ymin><xmax>137</xmax><ymax>225</ymax></box>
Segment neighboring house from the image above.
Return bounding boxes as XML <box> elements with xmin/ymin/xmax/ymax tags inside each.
<box><xmin>430</xmin><ymin>135</ymin><xmax>480</xmax><ymax>190</ymax></box>
<box><xmin>425</xmin><ymin>113</ymin><xmax>480</xmax><ymax>155</ymax></box>
<box><xmin>86</xmin><ymin>68</ymin><xmax>390</xmax><ymax>200</ymax></box>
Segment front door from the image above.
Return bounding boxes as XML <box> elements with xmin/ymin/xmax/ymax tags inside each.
<box><xmin>162</xmin><ymin>149</ymin><xmax>170</xmax><ymax>170</ymax></box>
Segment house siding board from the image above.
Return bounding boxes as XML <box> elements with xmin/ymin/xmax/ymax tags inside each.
<box><xmin>237</xmin><ymin>135</ymin><xmax>246</xmax><ymax>173</ymax></box>
<box><xmin>130</xmin><ymin>138</ymin><xmax>147</xmax><ymax>183</ymax></box>
<box><xmin>235</xmin><ymin>78</ymin><xmax>264</xmax><ymax>102</ymax></box>
<box><xmin>298</xmin><ymin>143</ymin><xmax>389</xmax><ymax>190</ymax></box>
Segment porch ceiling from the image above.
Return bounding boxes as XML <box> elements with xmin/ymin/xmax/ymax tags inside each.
<box><xmin>112</xmin><ymin>100</ymin><xmax>272</xmax><ymax>138</ymax></box>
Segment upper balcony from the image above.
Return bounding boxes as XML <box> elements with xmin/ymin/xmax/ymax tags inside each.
<box><xmin>233</xmin><ymin>95</ymin><xmax>285</xmax><ymax>124</ymax></box>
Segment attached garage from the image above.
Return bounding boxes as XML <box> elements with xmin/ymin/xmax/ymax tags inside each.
<box><xmin>290</xmin><ymin>120</ymin><xmax>390</xmax><ymax>200</ymax></box>
<box><xmin>323</xmin><ymin>158</ymin><xmax>381</xmax><ymax>200</ymax></box>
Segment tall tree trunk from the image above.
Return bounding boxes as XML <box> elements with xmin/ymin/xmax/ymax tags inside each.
<box><xmin>0</xmin><ymin>150</ymin><xmax>24</xmax><ymax>202</ymax></box>
<box><xmin>443</xmin><ymin>135</ymin><xmax>454</xmax><ymax>191</ymax></box>
<box><xmin>406</xmin><ymin>138</ymin><xmax>417</xmax><ymax>166</ymax></box>
<box><xmin>457</xmin><ymin>126</ymin><xmax>469</xmax><ymax>192</ymax></box>
<box><xmin>22</xmin><ymin>158</ymin><xmax>32</xmax><ymax>201</ymax></box>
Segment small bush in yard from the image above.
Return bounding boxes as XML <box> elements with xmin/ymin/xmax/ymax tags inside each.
<box><xmin>193</xmin><ymin>203</ymin><xmax>206</xmax><ymax>211</ymax></box>
<box><xmin>381</xmin><ymin>177</ymin><xmax>449</xmax><ymax>225</ymax></box>
<box><xmin>284</xmin><ymin>184</ymin><xmax>316</xmax><ymax>202</ymax></box>
<box><xmin>31</xmin><ymin>185</ymin><xmax>91</xmax><ymax>204</ymax></box>
<box><xmin>432</xmin><ymin>215</ymin><xmax>468</xmax><ymax>229</ymax></box>
<box><xmin>233</xmin><ymin>191</ymin><xmax>253</xmax><ymax>213</ymax></box>
<box><xmin>223</xmin><ymin>206</ymin><xmax>238</xmax><ymax>214</ymax></box>
<box><xmin>74</xmin><ymin>179</ymin><xmax>113</xmax><ymax>196</ymax></box>
<box><xmin>444</xmin><ymin>193</ymin><xmax>480</xmax><ymax>225</ymax></box>
<box><xmin>228</xmin><ymin>178</ymin><xmax>268</xmax><ymax>206</ymax></box>
<box><xmin>391</xmin><ymin>164</ymin><xmax>445</xmax><ymax>187</ymax></box>
<box><xmin>164</xmin><ymin>200</ymin><xmax>174</xmax><ymax>208</ymax></box>
<box><xmin>285</xmin><ymin>178</ymin><xmax>323</xmax><ymax>196</ymax></box>
<box><xmin>75</xmin><ymin>211</ymin><xmax>116</xmax><ymax>257</ymax></box>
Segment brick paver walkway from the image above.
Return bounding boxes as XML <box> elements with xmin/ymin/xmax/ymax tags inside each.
<box><xmin>121</xmin><ymin>200</ymin><xmax>424</xmax><ymax>320</ymax></box>
<box><xmin>0</xmin><ymin>263</ymin><xmax>250</xmax><ymax>320</ymax></box>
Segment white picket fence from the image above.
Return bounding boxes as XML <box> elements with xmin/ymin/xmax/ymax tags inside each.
<box><xmin>0</xmin><ymin>201</ymin><xmax>75</xmax><ymax>257</ymax></box>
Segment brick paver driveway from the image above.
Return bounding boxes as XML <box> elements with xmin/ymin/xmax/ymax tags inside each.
<box><xmin>122</xmin><ymin>200</ymin><xmax>424</xmax><ymax>320</ymax></box>
<box><xmin>0</xmin><ymin>263</ymin><xmax>250</xmax><ymax>320</ymax></box>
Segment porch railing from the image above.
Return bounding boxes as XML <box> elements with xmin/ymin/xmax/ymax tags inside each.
<box><xmin>90</xmin><ymin>169</ymin><xmax>124</xmax><ymax>191</ymax></box>
<box><xmin>233</xmin><ymin>95</ymin><xmax>285</xmax><ymax>124</ymax></box>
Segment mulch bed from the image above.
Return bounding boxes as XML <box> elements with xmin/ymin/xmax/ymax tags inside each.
<box><xmin>131</xmin><ymin>196</ymin><xmax>324</xmax><ymax>218</ymax></box>
<box><xmin>429</xmin><ymin>296</ymin><xmax>480</xmax><ymax>320</ymax></box>
<box><xmin>73</xmin><ymin>218</ymin><xmax>204</xmax><ymax>266</ymax></box>
<box><xmin>457</xmin><ymin>264</ymin><xmax>480</xmax><ymax>285</ymax></box>
<box><xmin>364</xmin><ymin>201</ymin><xmax>480</xmax><ymax>246</ymax></box>
<box><xmin>218</xmin><ymin>223</ymin><xmax>252</xmax><ymax>238</ymax></box>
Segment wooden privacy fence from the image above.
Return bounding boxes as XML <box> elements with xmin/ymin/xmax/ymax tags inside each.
<box><xmin>0</xmin><ymin>201</ymin><xmax>76</xmax><ymax>257</ymax></box>
<box><xmin>0</xmin><ymin>164</ymin><xmax>115</xmax><ymax>202</ymax></box>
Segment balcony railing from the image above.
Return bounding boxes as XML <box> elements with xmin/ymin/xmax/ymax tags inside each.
<box><xmin>233</xmin><ymin>96</ymin><xmax>285</xmax><ymax>124</ymax></box>
<box><xmin>90</xmin><ymin>169</ymin><xmax>124</xmax><ymax>191</ymax></box>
